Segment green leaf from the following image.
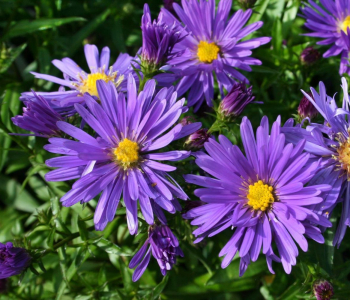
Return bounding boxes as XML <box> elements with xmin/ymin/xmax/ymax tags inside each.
<box><xmin>272</xmin><ymin>18</ymin><xmax>283</xmax><ymax>57</ymax></box>
<box><xmin>56</xmin><ymin>247</ymin><xmax>90</xmax><ymax>300</ymax></box>
<box><xmin>276</xmin><ymin>280</ymin><xmax>302</xmax><ymax>300</ymax></box>
<box><xmin>47</xmin><ymin>227</ymin><xmax>56</xmax><ymax>249</ymax></box>
<box><xmin>0</xmin><ymin>43</ymin><xmax>27</xmax><ymax>73</ymax></box>
<box><xmin>95</xmin><ymin>238</ymin><xmax>126</xmax><ymax>255</ymax></box>
<box><xmin>147</xmin><ymin>275</ymin><xmax>169</xmax><ymax>300</ymax></box>
<box><xmin>67</xmin><ymin>10</ymin><xmax>110</xmax><ymax>56</ymax></box>
<box><xmin>4</xmin><ymin>17</ymin><xmax>85</xmax><ymax>39</ymax></box>
<box><xmin>248</xmin><ymin>0</ymin><xmax>270</xmax><ymax>24</ymax></box>
<box><xmin>78</xmin><ymin>219</ymin><xmax>89</xmax><ymax>241</ymax></box>
<box><xmin>207</xmin><ymin>256</ymin><xmax>267</xmax><ymax>285</ymax></box>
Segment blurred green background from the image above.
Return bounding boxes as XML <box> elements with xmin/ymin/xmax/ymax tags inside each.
<box><xmin>1</xmin><ymin>0</ymin><xmax>350</xmax><ymax>299</ymax></box>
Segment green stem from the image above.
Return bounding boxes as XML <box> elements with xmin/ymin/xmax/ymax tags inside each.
<box><xmin>39</xmin><ymin>225</ymin><xmax>95</xmax><ymax>258</ymax></box>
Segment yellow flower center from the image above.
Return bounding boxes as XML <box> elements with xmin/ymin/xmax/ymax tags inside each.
<box><xmin>77</xmin><ymin>69</ymin><xmax>123</xmax><ymax>97</ymax></box>
<box><xmin>197</xmin><ymin>41</ymin><xmax>220</xmax><ymax>63</ymax></box>
<box><xmin>335</xmin><ymin>138</ymin><xmax>350</xmax><ymax>174</ymax></box>
<box><xmin>114</xmin><ymin>138</ymin><xmax>139</xmax><ymax>169</ymax></box>
<box><xmin>247</xmin><ymin>180</ymin><xmax>275</xmax><ymax>211</ymax></box>
<box><xmin>341</xmin><ymin>16</ymin><xmax>350</xmax><ymax>33</ymax></box>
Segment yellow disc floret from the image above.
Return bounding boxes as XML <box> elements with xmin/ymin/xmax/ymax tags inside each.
<box><xmin>197</xmin><ymin>41</ymin><xmax>220</xmax><ymax>63</ymax></box>
<box><xmin>247</xmin><ymin>180</ymin><xmax>275</xmax><ymax>211</ymax></box>
<box><xmin>76</xmin><ymin>69</ymin><xmax>123</xmax><ymax>97</ymax></box>
<box><xmin>341</xmin><ymin>16</ymin><xmax>350</xmax><ymax>33</ymax></box>
<box><xmin>114</xmin><ymin>138</ymin><xmax>139</xmax><ymax>169</ymax></box>
<box><xmin>335</xmin><ymin>137</ymin><xmax>350</xmax><ymax>175</ymax></box>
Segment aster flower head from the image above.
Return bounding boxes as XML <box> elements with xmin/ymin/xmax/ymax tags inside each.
<box><xmin>11</xmin><ymin>92</ymin><xmax>64</xmax><ymax>138</ymax></box>
<box><xmin>185</xmin><ymin>128</ymin><xmax>211</xmax><ymax>149</ymax></box>
<box><xmin>300</xmin><ymin>46</ymin><xmax>321</xmax><ymax>65</ymax></box>
<box><xmin>129</xmin><ymin>224</ymin><xmax>183</xmax><ymax>281</ymax></box>
<box><xmin>313</xmin><ymin>279</ymin><xmax>334</xmax><ymax>300</ymax></box>
<box><xmin>184</xmin><ymin>116</ymin><xmax>331</xmax><ymax>275</ymax></box>
<box><xmin>0</xmin><ymin>242</ymin><xmax>31</xmax><ymax>279</ymax></box>
<box><xmin>141</xmin><ymin>4</ymin><xmax>184</xmax><ymax>67</ymax></box>
<box><xmin>282</xmin><ymin>78</ymin><xmax>350</xmax><ymax>247</ymax></box>
<box><xmin>219</xmin><ymin>82</ymin><xmax>255</xmax><ymax>119</ymax></box>
<box><xmin>297</xmin><ymin>92</ymin><xmax>318</xmax><ymax>120</ymax></box>
<box><xmin>161</xmin><ymin>0</ymin><xmax>271</xmax><ymax>110</ymax></box>
<box><xmin>26</xmin><ymin>44</ymin><xmax>134</xmax><ymax>113</ymax></box>
<box><xmin>44</xmin><ymin>74</ymin><xmax>201</xmax><ymax>234</ymax></box>
<box><xmin>301</xmin><ymin>0</ymin><xmax>350</xmax><ymax>74</ymax></box>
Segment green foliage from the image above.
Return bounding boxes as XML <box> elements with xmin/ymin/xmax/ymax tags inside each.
<box><xmin>0</xmin><ymin>0</ymin><xmax>349</xmax><ymax>299</ymax></box>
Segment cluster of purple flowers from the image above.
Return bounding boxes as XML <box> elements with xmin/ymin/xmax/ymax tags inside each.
<box><xmin>6</xmin><ymin>0</ymin><xmax>349</xmax><ymax>288</ymax></box>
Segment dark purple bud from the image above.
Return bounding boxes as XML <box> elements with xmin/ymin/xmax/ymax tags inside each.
<box><xmin>298</xmin><ymin>92</ymin><xmax>318</xmax><ymax>120</ymax></box>
<box><xmin>12</xmin><ymin>92</ymin><xmax>63</xmax><ymax>138</ymax></box>
<box><xmin>219</xmin><ymin>82</ymin><xmax>255</xmax><ymax>119</ymax></box>
<box><xmin>238</xmin><ymin>0</ymin><xmax>257</xmax><ymax>10</ymax></box>
<box><xmin>141</xmin><ymin>4</ymin><xmax>184</xmax><ymax>66</ymax></box>
<box><xmin>185</xmin><ymin>128</ymin><xmax>211</xmax><ymax>149</ymax></box>
<box><xmin>129</xmin><ymin>225</ymin><xmax>183</xmax><ymax>281</ymax></box>
<box><xmin>301</xmin><ymin>47</ymin><xmax>321</xmax><ymax>65</ymax></box>
<box><xmin>313</xmin><ymin>280</ymin><xmax>334</xmax><ymax>300</ymax></box>
<box><xmin>0</xmin><ymin>242</ymin><xmax>31</xmax><ymax>279</ymax></box>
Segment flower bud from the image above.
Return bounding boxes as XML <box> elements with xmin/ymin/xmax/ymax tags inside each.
<box><xmin>301</xmin><ymin>47</ymin><xmax>320</xmax><ymax>65</ymax></box>
<box><xmin>219</xmin><ymin>82</ymin><xmax>255</xmax><ymax>119</ymax></box>
<box><xmin>185</xmin><ymin>128</ymin><xmax>211</xmax><ymax>150</ymax></box>
<box><xmin>0</xmin><ymin>242</ymin><xmax>31</xmax><ymax>279</ymax></box>
<box><xmin>141</xmin><ymin>4</ymin><xmax>183</xmax><ymax>67</ymax></box>
<box><xmin>129</xmin><ymin>225</ymin><xmax>183</xmax><ymax>281</ymax></box>
<box><xmin>313</xmin><ymin>280</ymin><xmax>334</xmax><ymax>300</ymax></box>
<box><xmin>298</xmin><ymin>93</ymin><xmax>318</xmax><ymax>120</ymax></box>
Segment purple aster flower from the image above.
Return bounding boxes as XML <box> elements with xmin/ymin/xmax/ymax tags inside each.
<box><xmin>301</xmin><ymin>0</ymin><xmax>350</xmax><ymax>75</ymax></box>
<box><xmin>282</xmin><ymin>78</ymin><xmax>350</xmax><ymax>247</ymax></box>
<box><xmin>297</xmin><ymin>92</ymin><xmax>318</xmax><ymax>120</ymax></box>
<box><xmin>11</xmin><ymin>92</ymin><xmax>63</xmax><ymax>138</ymax></box>
<box><xmin>313</xmin><ymin>279</ymin><xmax>334</xmax><ymax>300</ymax></box>
<box><xmin>185</xmin><ymin>128</ymin><xmax>211</xmax><ymax>149</ymax></box>
<box><xmin>129</xmin><ymin>224</ymin><xmax>183</xmax><ymax>281</ymax></box>
<box><xmin>300</xmin><ymin>46</ymin><xmax>321</xmax><ymax>65</ymax></box>
<box><xmin>219</xmin><ymin>82</ymin><xmax>255</xmax><ymax>119</ymax></box>
<box><xmin>184</xmin><ymin>116</ymin><xmax>332</xmax><ymax>275</ymax></box>
<box><xmin>24</xmin><ymin>44</ymin><xmax>134</xmax><ymax>114</ymax></box>
<box><xmin>0</xmin><ymin>242</ymin><xmax>31</xmax><ymax>279</ymax></box>
<box><xmin>44</xmin><ymin>74</ymin><xmax>201</xmax><ymax>234</ymax></box>
<box><xmin>160</xmin><ymin>0</ymin><xmax>271</xmax><ymax>110</ymax></box>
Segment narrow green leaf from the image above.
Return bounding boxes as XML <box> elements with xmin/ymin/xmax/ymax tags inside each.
<box><xmin>148</xmin><ymin>275</ymin><xmax>169</xmax><ymax>300</ymax></box>
<box><xmin>0</xmin><ymin>44</ymin><xmax>27</xmax><ymax>73</ymax></box>
<box><xmin>67</xmin><ymin>10</ymin><xmax>110</xmax><ymax>56</ymax></box>
<box><xmin>272</xmin><ymin>18</ymin><xmax>282</xmax><ymax>56</ymax></box>
<box><xmin>4</xmin><ymin>17</ymin><xmax>85</xmax><ymax>39</ymax></box>
<box><xmin>248</xmin><ymin>0</ymin><xmax>270</xmax><ymax>24</ymax></box>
